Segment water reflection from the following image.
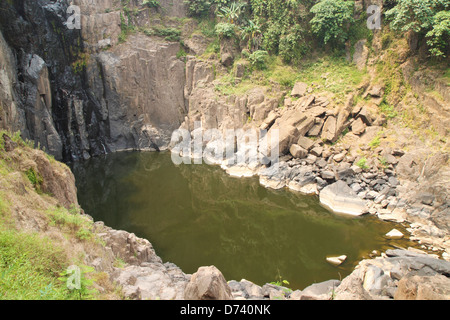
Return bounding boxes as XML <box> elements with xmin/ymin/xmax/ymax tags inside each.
<box><xmin>72</xmin><ymin>151</ymin><xmax>406</xmax><ymax>290</ymax></box>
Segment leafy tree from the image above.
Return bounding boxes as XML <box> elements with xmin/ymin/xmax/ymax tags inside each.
<box><xmin>278</xmin><ymin>24</ymin><xmax>307</xmax><ymax>63</ymax></box>
<box><xmin>214</xmin><ymin>0</ymin><xmax>236</xmax><ymax>12</ymax></box>
<box><xmin>185</xmin><ymin>0</ymin><xmax>212</xmax><ymax>17</ymax></box>
<box><xmin>385</xmin><ymin>0</ymin><xmax>450</xmax><ymax>57</ymax></box>
<box><xmin>310</xmin><ymin>0</ymin><xmax>355</xmax><ymax>45</ymax></box>
<box><xmin>217</xmin><ymin>1</ymin><xmax>246</xmax><ymax>24</ymax></box>
<box><xmin>248</xmin><ymin>0</ymin><xmax>312</xmax><ymax>61</ymax></box>
<box><xmin>426</xmin><ymin>10</ymin><xmax>450</xmax><ymax>57</ymax></box>
<box><xmin>385</xmin><ymin>0</ymin><xmax>446</xmax><ymax>32</ymax></box>
<box><xmin>241</xmin><ymin>19</ymin><xmax>262</xmax><ymax>51</ymax></box>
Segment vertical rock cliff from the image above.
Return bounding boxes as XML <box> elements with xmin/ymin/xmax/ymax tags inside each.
<box><xmin>0</xmin><ymin>0</ymin><xmax>189</xmax><ymax>161</ymax></box>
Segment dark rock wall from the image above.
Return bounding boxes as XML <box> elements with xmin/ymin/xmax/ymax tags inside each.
<box><xmin>0</xmin><ymin>0</ymin><xmax>188</xmax><ymax>161</ymax></box>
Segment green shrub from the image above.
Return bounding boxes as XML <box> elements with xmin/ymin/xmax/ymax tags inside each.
<box><xmin>198</xmin><ymin>19</ymin><xmax>217</xmax><ymax>38</ymax></box>
<box><xmin>310</xmin><ymin>0</ymin><xmax>355</xmax><ymax>46</ymax></box>
<box><xmin>369</xmin><ymin>136</ymin><xmax>381</xmax><ymax>149</ymax></box>
<box><xmin>25</xmin><ymin>168</ymin><xmax>43</xmax><ymax>193</ymax></box>
<box><xmin>261</xmin><ymin>22</ymin><xmax>282</xmax><ymax>53</ymax></box>
<box><xmin>184</xmin><ymin>0</ymin><xmax>212</xmax><ymax>17</ymax></box>
<box><xmin>216</xmin><ymin>1</ymin><xmax>246</xmax><ymax>24</ymax></box>
<box><xmin>248</xmin><ymin>50</ymin><xmax>269</xmax><ymax>70</ymax></box>
<box><xmin>177</xmin><ymin>48</ymin><xmax>187</xmax><ymax>59</ymax></box>
<box><xmin>215</xmin><ymin>22</ymin><xmax>236</xmax><ymax>38</ymax></box>
<box><xmin>278</xmin><ymin>26</ymin><xmax>308</xmax><ymax>63</ymax></box>
<box><xmin>143</xmin><ymin>0</ymin><xmax>160</xmax><ymax>8</ymax></box>
<box><xmin>58</xmin><ymin>265</ymin><xmax>97</xmax><ymax>300</ymax></box>
<box><xmin>250</xmin><ymin>0</ymin><xmax>311</xmax><ymax>59</ymax></box>
<box><xmin>152</xmin><ymin>26</ymin><xmax>182</xmax><ymax>41</ymax></box>
<box><xmin>356</xmin><ymin>157</ymin><xmax>369</xmax><ymax>170</ymax></box>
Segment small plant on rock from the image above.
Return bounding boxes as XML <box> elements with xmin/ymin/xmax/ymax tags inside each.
<box><xmin>356</xmin><ymin>157</ymin><xmax>369</xmax><ymax>170</ymax></box>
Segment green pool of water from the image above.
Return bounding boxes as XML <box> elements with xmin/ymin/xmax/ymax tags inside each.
<box><xmin>71</xmin><ymin>151</ymin><xmax>412</xmax><ymax>290</ymax></box>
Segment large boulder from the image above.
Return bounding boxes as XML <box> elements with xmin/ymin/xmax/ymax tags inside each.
<box><xmin>319</xmin><ymin>180</ymin><xmax>367</xmax><ymax>216</ymax></box>
<box><xmin>184</xmin><ymin>266</ymin><xmax>233</xmax><ymax>300</ymax></box>
<box><xmin>334</xmin><ymin>271</ymin><xmax>373</xmax><ymax>300</ymax></box>
<box><xmin>321</xmin><ymin>116</ymin><xmax>337</xmax><ymax>142</ymax></box>
<box><xmin>396</xmin><ymin>151</ymin><xmax>425</xmax><ymax>181</ymax></box>
<box><xmin>395</xmin><ymin>274</ymin><xmax>450</xmax><ymax>300</ymax></box>
<box><xmin>291</xmin><ymin>82</ymin><xmax>308</xmax><ymax>97</ymax></box>
<box><xmin>296</xmin><ymin>117</ymin><xmax>316</xmax><ymax>137</ymax></box>
<box><xmin>291</xmin><ymin>280</ymin><xmax>341</xmax><ymax>300</ymax></box>
<box><xmin>267</xmin><ymin>124</ymin><xmax>299</xmax><ymax>155</ymax></box>
<box><xmin>101</xmin><ymin>229</ymin><xmax>161</xmax><ymax>266</ymax></box>
<box><xmin>290</xmin><ymin>144</ymin><xmax>308</xmax><ymax>159</ymax></box>
<box><xmin>351</xmin><ymin>117</ymin><xmax>366</xmax><ymax>135</ymax></box>
<box><xmin>112</xmin><ymin>263</ymin><xmax>190</xmax><ymax>300</ymax></box>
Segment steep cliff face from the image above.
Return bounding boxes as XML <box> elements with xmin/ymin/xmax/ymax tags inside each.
<box><xmin>0</xmin><ymin>0</ymin><xmax>189</xmax><ymax>161</ymax></box>
<box><xmin>0</xmin><ymin>0</ymin><xmax>102</xmax><ymax>161</ymax></box>
<box><xmin>87</xmin><ymin>35</ymin><xmax>186</xmax><ymax>152</ymax></box>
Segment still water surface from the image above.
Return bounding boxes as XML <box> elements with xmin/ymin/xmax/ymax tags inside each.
<box><xmin>72</xmin><ymin>151</ymin><xmax>411</xmax><ymax>290</ymax></box>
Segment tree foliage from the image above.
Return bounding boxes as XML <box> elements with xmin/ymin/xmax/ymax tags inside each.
<box><xmin>309</xmin><ymin>0</ymin><xmax>355</xmax><ymax>45</ymax></box>
<box><xmin>249</xmin><ymin>0</ymin><xmax>313</xmax><ymax>62</ymax></box>
<box><xmin>385</xmin><ymin>0</ymin><xmax>445</xmax><ymax>32</ymax></box>
<box><xmin>426</xmin><ymin>10</ymin><xmax>450</xmax><ymax>57</ymax></box>
<box><xmin>184</xmin><ymin>0</ymin><xmax>212</xmax><ymax>17</ymax></box>
<box><xmin>217</xmin><ymin>1</ymin><xmax>246</xmax><ymax>24</ymax></box>
<box><xmin>385</xmin><ymin>0</ymin><xmax>450</xmax><ymax>57</ymax></box>
<box><xmin>215</xmin><ymin>22</ymin><xmax>237</xmax><ymax>38</ymax></box>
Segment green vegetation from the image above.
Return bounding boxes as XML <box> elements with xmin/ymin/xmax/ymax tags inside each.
<box><xmin>294</xmin><ymin>56</ymin><xmax>366</xmax><ymax>100</ymax></box>
<box><xmin>379</xmin><ymin>156</ymin><xmax>389</xmax><ymax>169</ymax></box>
<box><xmin>46</xmin><ymin>205</ymin><xmax>97</xmax><ymax>243</ymax></box>
<box><xmin>152</xmin><ymin>26</ymin><xmax>182</xmax><ymax>41</ymax></box>
<box><xmin>217</xmin><ymin>1</ymin><xmax>245</xmax><ymax>24</ymax></box>
<box><xmin>214</xmin><ymin>53</ymin><xmax>365</xmax><ymax>103</ymax></box>
<box><xmin>248</xmin><ymin>50</ymin><xmax>269</xmax><ymax>70</ymax></box>
<box><xmin>71</xmin><ymin>52</ymin><xmax>90</xmax><ymax>74</ymax></box>
<box><xmin>0</xmin><ymin>228</ymin><xmax>72</xmax><ymax>300</ymax></box>
<box><xmin>215</xmin><ymin>22</ymin><xmax>237</xmax><ymax>38</ymax></box>
<box><xmin>143</xmin><ymin>0</ymin><xmax>160</xmax><ymax>8</ymax></box>
<box><xmin>185</xmin><ymin>0</ymin><xmax>213</xmax><ymax>18</ymax></box>
<box><xmin>426</xmin><ymin>10</ymin><xmax>450</xmax><ymax>57</ymax></box>
<box><xmin>119</xmin><ymin>11</ymin><xmax>132</xmax><ymax>43</ymax></box>
<box><xmin>310</xmin><ymin>0</ymin><xmax>355</xmax><ymax>46</ymax></box>
<box><xmin>58</xmin><ymin>265</ymin><xmax>97</xmax><ymax>300</ymax></box>
<box><xmin>379</xmin><ymin>99</ymin><xmax>398</xmax><ymax>120</ymax></box>
<box><xmin>249</xmin><ymin>0</ymin><xmax>311</xmax><ymax>63</ymax></box>
<box><xmin>25</xmin><ymin>168</ymin><xmax>43</xmax><ymax>193</ymax></box>
<box><xmin>0</xmin><ymin>131</ymin><xmax>109</xmax><ymax>300</ymax></box>
<box><xmin>369</xmin><ymin>136</ymin><xmax>381</xmax><ymax>149</ymax></box>
<box><xmin>386</xmin><ymin>0</ymin><xmax>450</xmax><ymax>57</ymax></box>
<box><xmin>356</xmin><ymin>157</ymin><xmax>369</xmax><ymax>170</ymax></box>
<box><xmin>177</xmin><ymin>48</ymin><xmax>188</xmax><ymax>59</ymax></box>
<box><xmin>369</xmin><ymin>130</ymin><xmax>385</xmax><ymax>150</ymax></box>
<box><xmin>0</xmin><ymin>187</ymin><xmax>94</xmax><ymax>299</ymax></box>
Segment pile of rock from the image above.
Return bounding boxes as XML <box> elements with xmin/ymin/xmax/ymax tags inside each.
<box><xmin>182</xmin><ymin>247</ymin><xmax>450</xmax><ymax>301</ymax></box>
<box><xmin>92</xmin><ymin>222</ymin><xmax>191</xmax><ymax>300</ymax></box>
<box><xmin>267</xmin><ymin>82</ymin><xmax>386</xmax><ymax>153</ymax></box>
<box><xmin>333</xmin><ymin>248</ymin><xmax>450</xmax><ymax>300</ymax></box>
<box><xmin>255</xmin><ymin>142</ymin><xmax>406</xmax><ymax>218</ymax></box>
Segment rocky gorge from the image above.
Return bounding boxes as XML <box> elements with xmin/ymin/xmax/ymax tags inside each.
<box><xmin>0</xmin><ymin>0</ymin><xmax>449</xmax><ymax>300</ymax></box>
